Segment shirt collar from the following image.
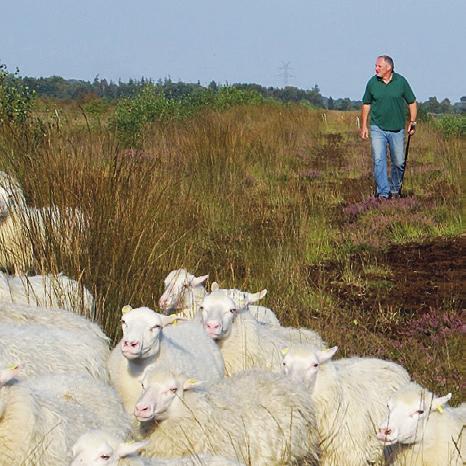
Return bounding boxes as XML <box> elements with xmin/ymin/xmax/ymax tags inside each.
<box><xmin>376</xmin><ymin>72</ymin><xmax>397</xmax><ymax>84</ymax></box>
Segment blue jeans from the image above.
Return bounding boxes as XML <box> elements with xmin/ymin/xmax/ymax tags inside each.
<box><xmin>370</xmin><ymin>125</ymin><xmax>405</xmax><ymax>197</ymax></box>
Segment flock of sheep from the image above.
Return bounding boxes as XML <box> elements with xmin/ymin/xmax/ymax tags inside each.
<box><xmin>0</xmin><ymin>171</ymin><xmax>464</xmax><ymax>466</ymax></box>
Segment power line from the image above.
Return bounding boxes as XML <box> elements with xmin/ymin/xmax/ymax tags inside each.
<box><xmin>277</xmin><ymin>62</ymin><xmax>295</xmax><ymax>87</ymax></box>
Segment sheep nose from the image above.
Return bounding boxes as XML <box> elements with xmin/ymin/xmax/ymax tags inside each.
<box><xmin>134</xmin><ymin>403</ymin><xmax>151</xmax><ymax>416</ymax></box>
<box><xmin>123</xmin><ymin>340</ymin><xmax>140</xmax><ymax>349</ymax></box>
<box><xmin>206</xmin><ymin>321</ymin><xmax>220</xmax><ymax>330</ymax></box>
<box><xmin>379</xmin><ymin>427</ymin><xmax>391</xmax><ymax>436</ymax></box>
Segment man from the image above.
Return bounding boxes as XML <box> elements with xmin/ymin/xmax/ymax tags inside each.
<box><xmin>360</xmin><ymin>55</ymin><xmax>417</xmax><ymax>199</ymax></box>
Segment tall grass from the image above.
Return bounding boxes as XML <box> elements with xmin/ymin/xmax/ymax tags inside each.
<box><xmin>0</xmin><ymin>102</ymin><xmax>463</xmax><ymax>397</ymax></box>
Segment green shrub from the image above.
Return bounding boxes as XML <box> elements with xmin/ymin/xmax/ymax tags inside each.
<box><xmin>111</xmin><ymin>84</ymin><xmax>264</xmax><ymax>148</ymax></box>
<box><xmin>0</xmin><ymin>64</ymin><xmax>36</xmax><ymax>124</ymax></box>
<box><xmin>434</xmin><ymin>115</ymin><xmax>466</xmax><ymax>137</ymax></box>
<box><xmin>111</xmin><ymin>84</ymin><xmax>185</xmax><ymax>147</ymax></box>
<box><xmin>213</xmin><ymin>87</ymin><xmax>263</xmax><ymax>110</ymax></box>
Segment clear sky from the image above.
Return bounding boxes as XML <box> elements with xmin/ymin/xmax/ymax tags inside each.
<box><xmin>1</xmin><ymin>0</ymin><xmax>465</xmax><ymax>102</ymax></box>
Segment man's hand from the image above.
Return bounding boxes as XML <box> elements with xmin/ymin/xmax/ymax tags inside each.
<box><xmin>360</xmin><ymin>126</ymin><xmax>369</xmax><ymax>140</ymax></box>
<box><xmin>360</xmin><ymin>104</ymin><xmax>370</xmax><ymax>140</ymax></box>
<box><xmin>407</xmin><ymin>121</ymin><xmax>417</xmax><ymax>136</ymax></box>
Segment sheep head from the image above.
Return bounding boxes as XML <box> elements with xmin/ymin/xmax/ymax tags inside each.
<box><xmin>134</xmin><ymin>369</ymin><xmax>202</xmax><ymax>422</ymax></box>
<box><xmin>159</xmin><ymin>268</ymin><xmax>208</xmax><ymax>312</ymax></box>
<box><xmin>120</xmin><ymin>307</ymin><xmax>185</xmax><ymax>360</ymax></box>
<box><xmin>71</xmin><ymin>430</ymin><xmax>148</xmax><ymax>465</ymax></box>
<box><xmin>281</xmin><ymin>345</ymin><xmax>338</xmax><ymax>389</ymax></box>
<box><xmin>198</xmin><ymin>291</ymin><xmax>239</xmax><ymax>340</ymax></box>
<box><xmin>377</xmin><ymin>382</ymin><xmax>451</xmax><ymax>446</ymax></box>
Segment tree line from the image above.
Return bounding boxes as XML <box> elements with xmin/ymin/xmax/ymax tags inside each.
<box><xmin>1</xmin><ymin>64</ymin><xmax>465</xmax><ymax>115</ymax></box>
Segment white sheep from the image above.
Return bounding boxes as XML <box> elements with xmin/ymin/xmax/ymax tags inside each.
<box><xmin>0</xmin><ymin>321</ymin><xmax>110</xmax><ymax>382</ymax></box>
<box><xmin>0</xmin><ymin>365</ymin><xmax>131</xmax><ymax>466</ymax></box>
<box><xmin>281</xmin><ymin>344</ymin><xmax>411</xmax><ymax>465</ymax></box>
<box><xmin>0</xmin><ymin>170</ymin><xmax>27</xmax><ymax>213</ymax></box>
<box><xmin>133</xmin><ymin>368</ymin><xmax>320</xmax><ymax>465</ymax></box>
<box><xmin>0</xmin><ymin>171</ymin><xmax>31</xmax><ymax>272</ymax></box>
<box><xmin>107</xmin><ymin>306</ymin><xmax>224</xmax><ymax>414</ymax></box>
<box><xmin>0</xmin><ymin>301</ymin><xmax>108</xmax><ymax>343</ymax></box>
<box><xmin>0</xmin><ymin>171</ymin><xmax>87</xmax><ymax>273</ymax></box>
<box><xmin>198</xmin><ymin>291</ymin><xmax>325</xmax><ymax>375</ymax></box>
<box><xmin>0</xmin><ymin>271</ymin><xmax>95</xmax><ymax>317</ymax></box>
<box><xmin>159</xmin><ymin>269</ymin><xmax>209</xmax><ymax>318</ymax></box>
<box><xmin>210</xmin><ymin>281</ymin><xmax>280</xmax><ymax>327</ymax></box>
<box><xmin>70</xmin><ymin>430</ymin><xmax>246</xmax><ymax>466</ymax></box>
<box><xmin>378</xmin><ymin>381</ymin><xmax>465</xmax><ymax>465</ymax></box>
<box><xmin>159</xmin><ymin>269</ymin><xmax>280</xmax><ymax>326</ymax></box>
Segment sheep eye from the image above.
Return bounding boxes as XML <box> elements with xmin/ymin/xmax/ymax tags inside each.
<box><xmin>282</xmin><ymin>362</ymin><xmax>286</xmax><ymax>366</ymax></box>
<box><xmin>230</xmin><ymin>308</ymin><xmax>236</xmax><ymax>314</ymax></box>
<box><xmin>416</xmin><ymin>409</ymin><xmax>424</xmax><ymax>415</ymax></box>
<box><xmin>100</xmin><ymin>455</ymin><xmax>110</xmax><ymax>460</ymax></box>
<box><xmin>170</xmin><ymin>387</ymin><xmax>177</xmax><ymax>393</ymax></box>
<box><xmin>151</xmin><ymin>324</ymin><xmax>162</xmax><ymax>330</ymax></box>
<box><xmin>313</xmin><ymin>363</ymin><xmax>319</xmax><ymax>368</ymax></box>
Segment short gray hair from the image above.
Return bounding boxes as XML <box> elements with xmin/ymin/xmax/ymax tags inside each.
<box><xmin>378</xmin><ymin>55</ymin><xmax>394</xmax><ymax>71</ymax></box>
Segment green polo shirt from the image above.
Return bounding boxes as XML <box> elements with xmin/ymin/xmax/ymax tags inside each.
<box><xmin>362</xmin><ymin>72</ymin><xmax>416</xmax><ymax>131</ymax></box>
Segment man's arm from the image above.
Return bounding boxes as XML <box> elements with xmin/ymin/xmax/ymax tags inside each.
<box><xmin>407</xmin><ymin>102</ymin><xmax>417</xmax><ymax>135</ymax></box>
<box><xmin>360</xmin><ymin>104</ymin><xmax>371</xmax><ymax>139</ymax></box>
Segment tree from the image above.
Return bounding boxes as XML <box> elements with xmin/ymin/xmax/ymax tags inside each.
<box><xmin>0</xmin><ymin>64</ymin><xmax>35</xmax><ymax>124</ymax></box>
<box><xmin>422</xmin><ymin>97</ymin><xmax>442</xmax><ymax>114</ymax></box>
<box><xmin>440</xmin><ymin>98</ymin><xmax>452</xmax><ymax>114</ymax></box>
<box><xmin>208</xmin><ymin>80</ymin><xmax>218</xmax><ymax>91</ymax></box>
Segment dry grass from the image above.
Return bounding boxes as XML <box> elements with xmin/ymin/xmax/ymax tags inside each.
<box><xmin>0</xmin><ymin>102</ymin><xmax>464</xmax><ymax>399</ymax></box>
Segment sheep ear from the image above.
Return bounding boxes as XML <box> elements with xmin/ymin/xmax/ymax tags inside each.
<box><xmin>160</xmin><ymin>314</ymin><xmax>187</xmax><ymax>327</ymax></box>
<box><xmin>121</xmin><ymin>305</ymin><xmax>133</xmax><ymax>315</ymax></box>
<box><xmin>281</xmin><ymin>347</ymin><xmax>289</xmax><ymax>356</ymax></box>
<box><xmin>317</xmin><ymin>346</ymin><xmax>338</xmax><ymax>364</ymax></box>
<box><xmin>432</xmin><ymin>393</ymin><xmax>451</xmax><ymax>413</ymax></box>
<box><xmin>116</xmin><ymin>440</ymin><xmax>149</xmax><ymax>458</ymax></box>
<box><xmin>258</xmin><ymin>288</ymin><xmax>267</xmax><ymax>299</ymax></box>
<box><xmin>192</xmin><ymin>274</ymin><xmax>209</xmax><ymax>287</ymax></box>
<box><xmin>0</xmin><ymin>363</ymin><xmax>20</xmax><ymax>386</ymax></box>
<box><xmin>211</xmin><ymin>281</ymin><xmax>220</xmax><ymax>291</ymax></box>
<box><xmin>248</xmin><ymin>289</ymin><xmax>268</xmax><ymax>303</ymax></box>
<box><xmin>183</xmin><ymin>378</ymin><xmax>203</xmax><ymax>390</ymax></box>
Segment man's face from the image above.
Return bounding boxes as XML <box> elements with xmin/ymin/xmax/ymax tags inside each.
<box><xmin>375</xmin><ymin>58</ymin><xmax>391</xmax><ymax>78</ymax></box>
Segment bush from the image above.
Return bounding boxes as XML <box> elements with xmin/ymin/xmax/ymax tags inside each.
<box><xmin>213</xmin><ymin>87</ymin><xmax>263</xmax><ymax>110</ymax></box>
<box><xmin>0</xmin><ymin>64</ymin><xmax>36</xmax><ymax>125</ymax></box>
<box><xmin>111</xmin><ymin>84</ymin><xmax>264</xmax><ymax>148</ymax></box>
<box><xmin>111</xmin><ymin>84</ymin><xmax>185</xmax><ymax>147</ymax></box>
<box><xmin>433</xmin><ymin>115</ymin><xmax>466</xmax><ymax>137</ymax></box>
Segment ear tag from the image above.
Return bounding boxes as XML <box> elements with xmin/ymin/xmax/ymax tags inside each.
<box><xmin>436</xmin><ymin>405</ymin><xmax>444</xmax><ymax>414</ymax></box>
<box><xmin>7</xmin><ymin>363</ymin><xmax>19</xmax><ymax>370</ymax></box>
<box><xmin>186</xmin><ymin>378</ymin><xmax>198</xmax><ymax>384</ymax></box>
<box><xmin>121</xmin><ymin>305</ymin><xmax>133</xmax><ymax>315</ymax></box>
<box><xmin>281</xmin><ymin>348</ymin><xmax>289</xmax><ymax>356</ymax></box>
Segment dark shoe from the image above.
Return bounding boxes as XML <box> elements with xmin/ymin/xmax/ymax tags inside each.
<box><xmin>390</xmin><ymin>193</ymin><xmax>401</xmax><ymax>199</ymax></box>
<box><xmin>376</xmin><ymin>195</ymin><xmax>390</xmax><ymax>200</ymax></box>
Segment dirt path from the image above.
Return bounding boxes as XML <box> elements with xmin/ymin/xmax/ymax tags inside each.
<box><xmin>308</xmin><ymin>235</ymin><xmax>465</xmax><ymax>316</ymax></box>
<box><xmin>382</xmin><ymin>235</ymin><xmax>465</xmax><ymax>313</ymax></box>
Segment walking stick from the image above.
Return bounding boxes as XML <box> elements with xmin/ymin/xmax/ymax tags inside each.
<box><xmin>398</xmin><ymin>133</ymin><xmax>412</xmax><ymax>197</ymax></box>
